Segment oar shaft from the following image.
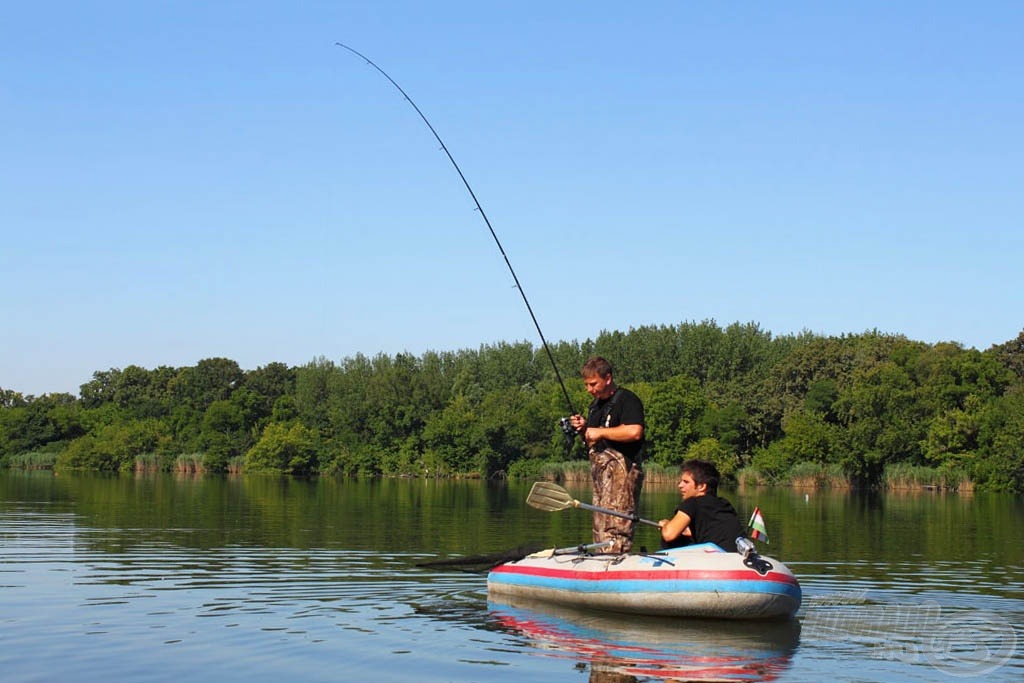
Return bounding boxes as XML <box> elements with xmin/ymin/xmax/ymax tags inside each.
<box><xmin>526</xmin><ymin>540</ymin><xmax>615</xmax><ymax>559</ymax></box>
<box><xmin>553</xmin><ymin>540</ymin><xmax>614</xmax><ymax>555</ymax></box>
<box><xmin>575</xmin><ymin>500</ymin><xmax>661</xmax><ymax>528</ymax></box>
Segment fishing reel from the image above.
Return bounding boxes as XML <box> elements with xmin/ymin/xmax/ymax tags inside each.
<box><xmin>558</xmin><ymin>417</ymin><xmax>580</xmax><ymax>454</ymax></box>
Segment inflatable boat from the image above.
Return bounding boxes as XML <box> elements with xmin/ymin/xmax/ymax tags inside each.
<box><xmin>487</xmin><ymin>541</ymin><xmax>802</xmax><ymax>620</ymax></box>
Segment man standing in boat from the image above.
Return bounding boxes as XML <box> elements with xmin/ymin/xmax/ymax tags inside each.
<box><xmin>569</xmin><ymin>357</ymin><xmax>646</xmax><ymax>553</ymax></box>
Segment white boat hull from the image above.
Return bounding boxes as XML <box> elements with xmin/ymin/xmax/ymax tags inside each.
<box><xmin>487</xmin><ymin>543</ymin><xmax>801</xmax><ymax>620</ymax></box>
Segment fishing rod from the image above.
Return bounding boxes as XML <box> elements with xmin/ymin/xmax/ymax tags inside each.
<box><xmin>335</xmin><ymin>42</ymin><xmax>578</xmax><ymax>417</ymax></box>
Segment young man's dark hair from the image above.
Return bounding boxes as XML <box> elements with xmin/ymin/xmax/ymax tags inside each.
<box><xmin>680</xmin><ymin>458</ymin><xmax>721</xmax><ymax>495</ymax></box>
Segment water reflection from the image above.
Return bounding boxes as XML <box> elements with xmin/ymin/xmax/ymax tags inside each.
<box><xmin>3</xmin><ymin>472</ymin><xmax>1022</xmax><ymax>682</ymax></box>
<box><xmin>488</xmin><ymin>598</ymin><xmax>800</xmax><ymax>682</ymax></box>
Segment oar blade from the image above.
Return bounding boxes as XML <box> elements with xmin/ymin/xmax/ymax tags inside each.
<box><xmin>526</xmin><ymin>481</ymin><xmax>577</xmax><ymax>512</ymax></box>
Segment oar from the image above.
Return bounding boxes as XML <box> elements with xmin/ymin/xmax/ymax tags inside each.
<box><xmin>415</xmin><ymin>542</ymin><xmax>549</xmax><ymax>571</ymax></box>
<box><xmin>526</xmin><ymin>481</ymin><xmax>661</xmax><ymax>528</ymax></box>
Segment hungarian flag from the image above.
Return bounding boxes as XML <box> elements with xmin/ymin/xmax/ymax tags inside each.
<box><xmin>748</xmin><ymin>506</ymin><xmax>769</xmax><ymax>544</ymax></box>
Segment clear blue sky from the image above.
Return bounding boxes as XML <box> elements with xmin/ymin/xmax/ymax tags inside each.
<box><xmin>3</xmin><ymin>2</ymin><xmax>1022</xmax><ymax>396</ymax></box>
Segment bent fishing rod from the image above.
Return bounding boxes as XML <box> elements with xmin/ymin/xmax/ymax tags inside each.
<box><xmin>336</xmin><ymin>42</ymin><xmax>577</xmax><ymax>416</ymax></box>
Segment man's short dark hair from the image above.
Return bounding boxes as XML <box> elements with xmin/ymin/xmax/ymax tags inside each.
<box><xmin>582</xmin><ymin>356</ymin><xmax>613</xmax><ymax>378</ymax></box>
<box><xmin>681</xmin><ymin>459</ymin><xmax>721</xmax><ymax>495</ymax></box>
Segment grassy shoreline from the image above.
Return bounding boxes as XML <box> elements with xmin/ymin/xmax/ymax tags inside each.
<box><xmin>3</xmin><ymin>452</ymin><xmax>975</xmax><ymax>492</ymax></box>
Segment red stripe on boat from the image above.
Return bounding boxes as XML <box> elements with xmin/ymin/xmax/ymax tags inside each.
<box><xmin>490</xmin><ymin>564</ymin><xmax>799</xmax><ymax>586</ymax></box>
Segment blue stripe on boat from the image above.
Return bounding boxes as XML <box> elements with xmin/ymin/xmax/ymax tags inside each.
<box><xmin>489</xmin><ymin>573</ymin><xmax>802</xmax><ymax>599</ymax></box>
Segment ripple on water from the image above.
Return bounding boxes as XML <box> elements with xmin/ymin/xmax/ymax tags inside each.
<box><xmin>69</xmin><ymin>547</ymin><xmax>471</xmax><ymax>623</ymax></box>
<box><xmin>4</xmin><ymin>495</ymin><xmax>1023</xmax><ymax>683</ymax></box>
<box><xmin>793</xmin><ymin>557</ymin><xmax>1023</xmax><ymax>681</ymax></box>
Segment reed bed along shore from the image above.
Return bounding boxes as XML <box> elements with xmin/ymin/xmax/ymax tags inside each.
<box><xmin>4</xmin><ymin>450</ymin><xmax>58</xmax><ymax>470</ymax></box>
<box><xmin>5</xmin><ymin>453</ymin><xmax>973</xmax><ymax>492</ymax></box>
<box><xmin>537</xmin><ymin>460</ymin><xmax>972</xmax><ymax>492</ymax></box>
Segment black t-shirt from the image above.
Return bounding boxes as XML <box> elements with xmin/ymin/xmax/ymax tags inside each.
<box><xmin>675</xmin><ymin>494</ymin><xmax>745</xmax><ymax>552</ymax></box>
<box><xmin>585</xmin><ymin>387</ymin><xmax>645</xmax><ymax>461</ymax></box>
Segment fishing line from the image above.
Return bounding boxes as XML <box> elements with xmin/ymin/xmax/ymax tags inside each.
<box><xmin>335</xmin><ymin>42</ymin><xmax>577</xmax><ymax>416</ymax></box>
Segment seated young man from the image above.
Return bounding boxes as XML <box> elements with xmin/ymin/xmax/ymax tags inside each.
<box><xmin>659</xmin><ymin>459</ymin><xmax>745</xmax><ymax>552</ymax></box>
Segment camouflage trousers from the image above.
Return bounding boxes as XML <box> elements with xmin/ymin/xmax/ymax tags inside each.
<box><xmin>589</xmin><ymin>446</ymin><xmax>644</xmax><ymax>553</ymax></box>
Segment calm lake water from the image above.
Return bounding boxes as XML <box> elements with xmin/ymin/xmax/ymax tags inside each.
<box><xmin>1</xmin><ymin>470</ymin><xmax>1021</xmax><ymax>682</ymax></box>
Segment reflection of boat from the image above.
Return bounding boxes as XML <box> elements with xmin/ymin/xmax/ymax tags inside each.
<box><xmin>488</xmin><ymin>543</ymin><xmax>802</xmax><ymax>619</ymax></box>
<box><xmin>490</xmin><ymin>598</ymin><xmax>800</xmax><ymax>682</ymax></box>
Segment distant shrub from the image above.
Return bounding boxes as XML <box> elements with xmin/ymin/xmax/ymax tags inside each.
<box><xmin>319</xmin><ymin>443</ymin><xmax>380</xmax><ymax>477</ymax></box>
<box><xmin>747</xmin><ymin>442</ymin><xmax>796</xmax><ymax>484</ymax></box>
<box><xmin>505</xmin><ymin>458</ymin><xmax>550</xmax><ymax>480</ymax></box>
<box><xmin>56</xmin><ymin>419</ymin><xmax>167</xmax><ymax>472</ymax></box>
<box><xmin>245</xmin><ymin>422</ymin><xmax>317</xmax><ymax>475</ymax></box>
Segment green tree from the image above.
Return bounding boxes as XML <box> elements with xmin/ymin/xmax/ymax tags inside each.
<box><xmin>199</xmin><ymin>400</ymin><xmax>247</xmax><ymax>472</ymax></box>
<box><xmin>245</xmin><ymin>422</ymin><xmax>318</xmax><ymax>475</ymax></box>
<box><xmin>910</xmin><ymin>343</ymin><xmax>1011</xmax><ymax>415</ymax></box>
<box><xmin>295</xmin><ymin>357</ymin><xmax>337</xmax><ymax>436</ymax></box>
<box><xmin>244</xmin><ymin>361</ymin><xmax>296</xmax><ymax>425</ymax></box>
<box><xmin>0</xmin><ymin>389</ymin><xmax>28</xmax><ymax>409</ymax></box>
<box><xmin>804</xmin><ymin>379</ymin><xmax>839</xmax><ymax>420</ymax></box>
<box><xmin>698</xmin><ymin>401</ymin><xmax>749</xmax><ymax>457</ymax></box>
<box><xmin>79</xmin><ymin>370</ymin><xmax>119</xmax><ymax>409</ymax></box>
<box><xmin>644</xmin><ymin>375</ymin><xmax>706</xmax><ymax>466</ymax></box>
<box><xmin>834</xmin><ymin>358</ymin><xmax>926</xmax><ymax>482</ymax></box>
<box><xmin>921</xmin><ymin>395</ymin><xmax>983</xmax><ymax>467</ymax></box>
<box><xmin>777</xmin><ymin>409</ymin><xmax>845</xmax><ymax>465</ymax></box>
<box><xmin>971</xmin><ymin>387</ymin><xmax>1024</xmax><ymax>491</ymax></box>
<box><xmin>171</xmin><ymin>358</ymin><xmax>244</xmax><ymax>413</ymax></box>
<box><xmin>421</xmin><ymin>393</ymin><xmax>487</xmax><ymax>475</ymax></box>
<box><xmin>989</xmin><ymin>330</ymin><xmax>1024</xmax><ymax>380</ymax></box>
<box><xmin>0</xmin><ymin>393</ymin><xmax>83</xmax><ymax>456</ymax></box>
<box><xmin>686</xmin><ymin>437</ymin><xmax>739</xmax><ymax>480</ymax></box>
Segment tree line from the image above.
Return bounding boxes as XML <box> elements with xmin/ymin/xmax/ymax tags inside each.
<box><xmin>2</xmin><ymin>321</ymin><xmax>1022</xmax><ymax>492</ymax></box>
